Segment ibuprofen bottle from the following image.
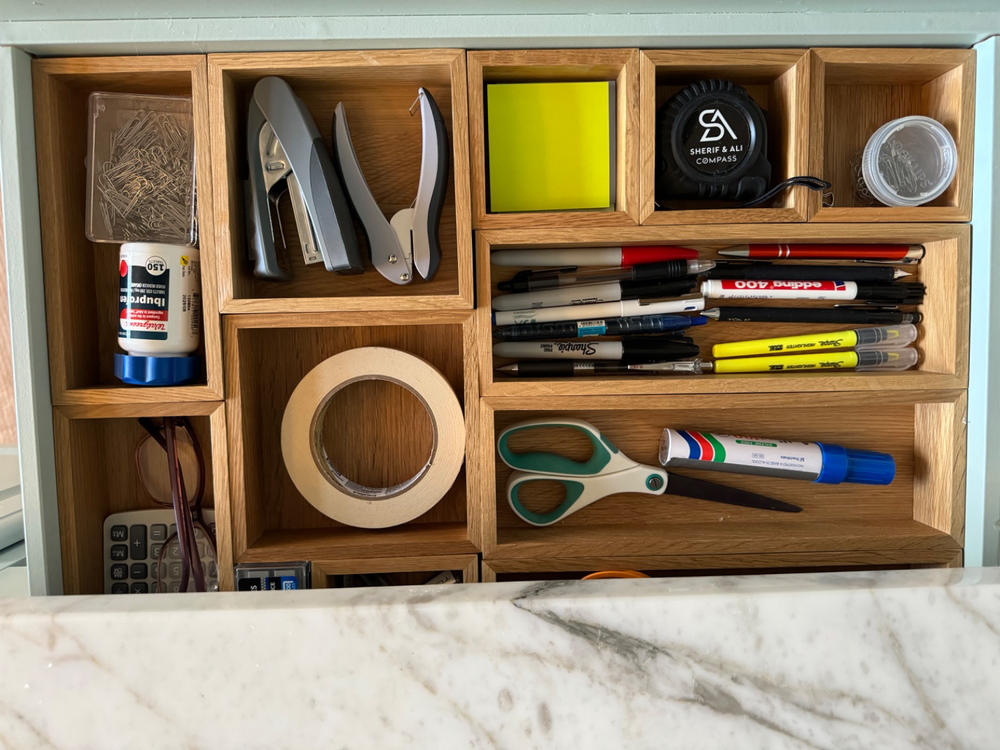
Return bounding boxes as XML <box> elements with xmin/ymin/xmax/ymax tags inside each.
<box><xmin>116</xmin><ymin>242</ymin><xmax>201</xmax><ymax>386</ymax></box>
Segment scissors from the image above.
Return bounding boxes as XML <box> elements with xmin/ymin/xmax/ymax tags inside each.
<box><xmin>496</xmin><ymin>418</ymin><xmax>801</xmax><ymax>526</ymax></box>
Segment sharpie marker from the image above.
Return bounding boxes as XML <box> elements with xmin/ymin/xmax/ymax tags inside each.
<box><xmin>712</xmin><ymin>324</ymin><xmax>918</xmax><ymax>359</ymax></box>
<box><xmin>494</xmin><ymin>337</ymin><xmax>699</xmax><ymax>361</ymax></box>
<box><xmin>491</xmin><ymin>246</ymin><xmax>698</xmax><ymax>268</ymax></box>
<box><xmin>498</xmin><ymin>259</ymin><xmax>715</xmax><ymax>292</ymax></box>
<box><xmin>493</xmin><ymin>314</ymin><xmax>708</xmax><ymax>342</ymax></box>
<box><xmin>712</xmin><ymin>348</ymin><xmax>918</xmax><ymax>373</ymax></box>
<box><xmin>704</xmin><ymin>307</ymin><xmax>924</xmax><ymax>325</ymax></box>
<box><xmin>492</xmin><ymin>296</ymin><xmax>706</xmax><ymax>326</ymax></box>
<box><xmin>718</xmin><ymin>244</ymin><xmax>925</xmax><ymax>262</ymax></box>
<box><xmin>492</xmin><ymin>278</ymin><xmax>695</xmax><ymax>311</ymax></box>
<box><xmin>659</xmin><ymin>429</ymin><xmax>895</xmax><ymax>485</ymax></box>
<box><xmin>700</xmin><ymin>279</ymin><xmax>925</xmax><ymax>304</ymax></box>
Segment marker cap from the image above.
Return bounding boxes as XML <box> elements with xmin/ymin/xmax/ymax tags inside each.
<box><xmin>815</xmin><ymin>442</ymin><xmax>896</xmax><ymax>485</ymax></box>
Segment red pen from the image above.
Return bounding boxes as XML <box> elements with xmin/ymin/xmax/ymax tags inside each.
<box><xmin>718</xmin><ymin>244</ymin><xmax>925</xmax><ymax>262</ymax></box>
<box><xmin>490</xmin><ymin>245</ymin><xmax>698</xmax><ymax>268</ymax></box>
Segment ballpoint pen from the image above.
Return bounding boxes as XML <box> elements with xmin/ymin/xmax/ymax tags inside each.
<box><xmin>498</xmin><ymin>259</ymin><xmax>715</xmax><ymax>292</ymax></box>
<box><xmin>709</xmin><ymin>263</ymin><xmax>910</xmax><ymax>283</ymax></box>
<box><xmin>492</xmin><ymin>295</ymin><xmax>706</xmax><ymax>326</ymax></box>
<box><xmin>711</xmin><ymin>324</ymin><xmax>918</xmax><ymax>358</ymax></box>
<box><xmin>703</xmin><ymin>307</ymin><xmax>924</xmax><ymax>324</ymax></box>
<box><xmin>495</xmin><ymin>348</ymin><xmax>919</xmax><ymax>376</ymax></box>
<box><xmin>490</xmin><ymin>245</ymin><xmax>698</xmax><ymax>267</ymax></box>
<box><xmin>492</xmin><ymin>313</ymin><xmax>708</xmax><ymax>341</ymax></box>
<box><xmin>491</xmin><ymin>277</ymin><xmax>696</xmax><ymax>311</ymax></box>
<box><xmin>718</xmin><ymin>244</ymin><xmax>925</xmax><ymax>261</ymax></box>
<box><xmin>494</xmin><ymin>336</ymin><xmax>699</xmax><ymax>361</ymax></box>
<box><xmin>700</xmin><ymin>279</ymin><xmax>925</xmax><ymax>304</ymax></box>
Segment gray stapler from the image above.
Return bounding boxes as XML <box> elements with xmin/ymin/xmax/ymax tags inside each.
<box><xmin>245</xmin><ymin>77</ymin><xmax>364</xmax><ymax>280</ymax></box>
<box><xmin>333</xmin><ymin>88</ymin><xmax>448</xmax><ymax>284</ymax></box>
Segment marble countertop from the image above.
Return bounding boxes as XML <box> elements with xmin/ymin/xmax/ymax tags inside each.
<box><xmin>1</xmin><ymin>567</ymin><xmax>997</xmax><ymax>749</ymax></box>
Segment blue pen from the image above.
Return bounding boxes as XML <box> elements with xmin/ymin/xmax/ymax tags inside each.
<box><xmin>492</xmin><ymin>314</ymin><xmax>707</xmax><ymax>342</ymax></box>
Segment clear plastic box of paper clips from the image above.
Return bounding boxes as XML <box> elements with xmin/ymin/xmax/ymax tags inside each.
<box><xmin>85</xmin><ymin>92</ymin><xmax>197</xmax><ymax>245</ymax></box>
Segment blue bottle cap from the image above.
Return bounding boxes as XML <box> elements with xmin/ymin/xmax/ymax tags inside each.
<box><xmin>815</xmin><ymin>442</ymin><xmax>895</xmax><ymax>485</ymax></box>
<box><xmin>114</xmin><ymin>354</ymin><xmax>199</xmax><ymax>386</ymax></box>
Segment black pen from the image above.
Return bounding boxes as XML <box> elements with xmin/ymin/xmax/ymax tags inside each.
<box><xmin>492</xmin><ymin>277</ymin><xmax>697</xmax><ymax>311</ymax></box>
<box><xmin>704</xmin><ymin>307</ymin><xmax>924</xmax><ymax>324</ymax></box>
<box><xmin>709</xmin><ymin>263</ymin><xmax>911</xmax><ymax>283</ymax></box>
<box><xmin>493</xmin><ymin>336</ymin><xmax>699</xmax><ymax>362</ymax></box>
<box><xmin>493</xmin><ymin>313</ymin><xmax>708</xmax><ymax>342</ymax></box>
<box><xmin>498</xmin><ymin>259</ymin><xmax>716</xmax><ymax>292</ymax></box>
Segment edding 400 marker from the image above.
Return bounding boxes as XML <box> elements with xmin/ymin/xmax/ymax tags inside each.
<box><xmin>658</xmin><ymin>429</ymin><xmax>896</xmax><ymax>485</ymax></box>
<box><xmin>700</xmin><ymin>279</ymin><xmax>925</xmax><ymax>304</ymax></box>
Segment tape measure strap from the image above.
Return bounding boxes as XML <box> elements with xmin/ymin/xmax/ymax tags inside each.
<box><xmin>281</xmin><ymin>347</ymin><xmax>465</xmax><ymax>529</ymax></box>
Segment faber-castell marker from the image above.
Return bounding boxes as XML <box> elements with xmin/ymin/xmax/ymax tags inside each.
<box><xmin>492</xmin><ymin>313</ymin><xmax>709</xmax><ymax>342</ymax></box>
<box><xmin>490</xmin><ymin>246</ymin><xmax>698</xmax><ymax>268</ymax></box>
<box><xmin>703</xmin><ymin>307</ymin><xmax>924</xmax><ymax>325</ymax></box>
<box><xmin>492</xmin><ymin>296</ymin><xmax>706</xmax><ymax>326</ymax></box>
<box><xmin>658</xmin><ymin>430</ymin><xmax>895</xmax><ymax>485</ymax></box>
<box><xmin>712</xmin><ymin>348</ymin><xmax>918</xmax><ymax>373</ymax></box>
<box><xmin>491</xmin><ymin>278</ymin><xmax>696</xmax><ymax>311</ymax></box>
<box><xmin>718</xmin><ymin>244</ymin><xmax>925</xmax><ymax>261</ymax></box>
<box><xmin>498</xmin><ymin>259</ymin><xmax>716</xmax><ymax>292</ymax></box>
<box><xmin>709</xmin><ymin>264</ymin><xmax>910</xmax><ymax>283</ymax></box>
<box><xmin>494</xmin><ymin>337</ymin><xmax>700</xmax><ymax>362</ymax></box>
<box><xmin>711</xmin><ymin>324</ymin><xmax>918</xmax><ymax>359</ymax></box>
<box><xmin>700</xmin><ymin>279</ymin><xmax>925</xmax><ymax>305</ymax></box>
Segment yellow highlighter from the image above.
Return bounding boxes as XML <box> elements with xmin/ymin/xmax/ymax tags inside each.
<box><xmin>712</xmin><ymin>324</ymin><xmax>918</xmax><ymax>359</ymax></box>
<box><xmin>712</xmin><ymin>348</ymin><xmax>919</xmax><ymax>373</ymax></box>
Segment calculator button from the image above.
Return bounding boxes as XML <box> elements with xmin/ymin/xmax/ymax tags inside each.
<box><xmin>169</xmin><ymin>562</ymin><xmax>182</xmax><ymax>579</ymax></box>
<box><xmin>129</xmin><ymin>525</ymin><xmax>147</xmax><ymax>560</ymax></box>
<box><xmin>130</xmin><ymin>582</ymin><xmax>149</xmax><ymax>594</ymax></box>
<box><xmin>110</xmin><ymin>564</ymin><xmax>128</xmax><ymax>581</ymax></box>
<box><xmin>110</xmin><ymin>525</ymin><xmax>128</xmax><ymax>542</ymax></box>
<box><xmin>150</xmin><ymin>524</ymin><xmax>167</xmax><ymax>541</ymax></box>
<box><xmin>167</xmin><ymin>543</ymin><xmax>180</xmax><ymax>560</ymax></box>
<box><xmin>169</xmin><ymin>582</ymin><xmax>181</xmax><ymax>593</ymax></box>
<box><xmin>150</xmin><ymin>543</ymin><xmax>163</xmax><ymax>561</ymax></box>
<box><xmin>111</xmin><ymin>582</ymin><xmax>129</xmax><ymax>594</ymax></box>
<box><xmin>168</xmin><ymin>524</ymin><xmax>176</xmax><ymax>537</ymax></box>
<box><xmin>130</xmin><ymin>563</ymin><xmax>148</xmax><ymax>580</ymax></box>
<box><xmin>110</xmin><ymin>544</ymin><xmax>128</xmax><ymax>561</ymax></box>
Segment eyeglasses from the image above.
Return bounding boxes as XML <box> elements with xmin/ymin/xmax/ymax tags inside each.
<box><xmin>136</xmin><ymin>416</ymin><xmax>217</xmax><ymax>592</ymax></box>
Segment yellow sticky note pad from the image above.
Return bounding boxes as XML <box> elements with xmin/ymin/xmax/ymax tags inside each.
<box><xmin>486</xmin><ymin>81</ymin><xmax>615</xmax><ymax>212</ymax></box>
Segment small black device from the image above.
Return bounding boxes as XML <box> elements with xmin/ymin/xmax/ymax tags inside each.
<box><xmin>656</xmin><ymin>79</ymin><xmax>772</xmax><ymax>203</ymax></box>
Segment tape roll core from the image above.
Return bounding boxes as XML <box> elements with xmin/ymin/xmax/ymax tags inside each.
<box><xmin>281</xmin><ymin>347</ymin><xmax>465</xmax><ymax>528</ymax></box>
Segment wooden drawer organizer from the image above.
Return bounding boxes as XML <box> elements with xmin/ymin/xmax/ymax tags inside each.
<box><xmin>31</xmin><ymin>48</ymin><xmax>973</xmax><ymax>593</ymax></box>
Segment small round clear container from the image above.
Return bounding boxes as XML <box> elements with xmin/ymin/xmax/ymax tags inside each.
<box><xmin>861</xmin><ymin>116</ymin><xmax>957</xmax><ymax>207</ymax></box>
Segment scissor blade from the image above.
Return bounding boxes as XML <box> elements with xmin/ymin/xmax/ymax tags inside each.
<box><xmin>665</xmin><ymin>472</ymin><xmax>802</xmax><ymax>513</ymax></box>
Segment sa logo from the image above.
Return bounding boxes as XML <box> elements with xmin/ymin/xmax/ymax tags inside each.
<box><xmin>698</xmin><ymin>109</ymin><xmax>737</xmax><ymax>143</ymax></box>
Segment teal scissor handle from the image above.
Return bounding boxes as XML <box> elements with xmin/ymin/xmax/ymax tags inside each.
<box><xmin>496</xmin><ymin>418</ymin><xmax>619</xmax><ymax>476</ymax></box>
<box><xmin>507</xmin><ymin>472</ymin><xmax>588</xmax><ymax>527</ymax></box>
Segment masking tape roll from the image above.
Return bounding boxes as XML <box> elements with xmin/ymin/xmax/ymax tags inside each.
<box><xmin>280</xmin><ymin>347</ymin><xmax>465</xmax><ymax>529</ymax></box>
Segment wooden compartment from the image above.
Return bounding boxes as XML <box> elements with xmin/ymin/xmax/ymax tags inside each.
<box><xmin>312</xmin><ymin>555</ymin><xmax>479</xmax><ymax>587</ymax></box>
<box><xmin>478</xmin><ymin>390</ymin><xmax>966</xmax><ymax>572</ymax></box>
<box><xmin>810</xmin><ymin>48</ymin><xmax>975</xmax><ymax>222</ymax></box>
<box><xmin>207</xmin><ymin>51</ymin><xmax>473</xmax><ymax>313</ymax></box>
<box><xmin>467</xmin><ymin>49</ymin><xmax>641</xmax><ymax>229</ymax></box>
<box><xmin>639</xmin><ymin>50</ymin><xmax>810</xmax><ymax>224</ymax></box>
<box><xmin>225</xmin><ymin>311</ymin><xmax>481</xmax><ymax>566</ymax></box>
<box><xmin>31</xmin><ymin>56</ymin><xmax>224</xmax><ymax>405</ymax></box>
<box><xmin>478</xmin><ymin>224</ymin><xmax>968</xmax><ymax>397</ymax></box>
<box><xmin>51</xmin><ymin>401</ymin><xmax>232</xmax><ymax>594</ymax></box>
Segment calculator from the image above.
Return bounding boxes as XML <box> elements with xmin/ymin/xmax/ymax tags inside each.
<box><xmin>103</xmin><ymin>509</ymin><xmax>218</xmax><ymax>594</ymax></box>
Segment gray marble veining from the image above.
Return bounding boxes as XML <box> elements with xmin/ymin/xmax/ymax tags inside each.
<box><xmin>0</xmin><ymin>567</ymin><xmax>997</xmax><ymax>749</ymax></box>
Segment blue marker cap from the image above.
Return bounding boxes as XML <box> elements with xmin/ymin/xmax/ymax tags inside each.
<box><xmin>815</xmin><ymin>442</ymin><xmax>895</xmax><ymax>485</ymax></box>
<box><xmin>114</xmin><ymin>353</ymin><xmax>199</xmax><ymax>386</ymax></box>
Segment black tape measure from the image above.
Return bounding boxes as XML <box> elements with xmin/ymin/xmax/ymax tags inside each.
<box><xmin>656</xmin><ymin>79</ymin><xmax>772</xmax><ymax>203</ymax></box>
